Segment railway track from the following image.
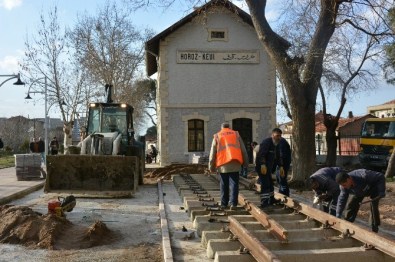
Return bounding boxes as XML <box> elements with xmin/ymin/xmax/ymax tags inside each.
<box><xmin>171</xmin><ymin>173</ymin><xmax>395</xmax><ymax>262</ymax></box>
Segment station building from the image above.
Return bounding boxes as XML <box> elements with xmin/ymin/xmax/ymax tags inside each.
<box><xmin>145</xmin><ymin>0</ymin><xmax>276</xmax><ymax>165</ymax></box>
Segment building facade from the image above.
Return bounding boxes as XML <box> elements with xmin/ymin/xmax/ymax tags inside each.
<box><xmin>145</xmin><ymin>1</ymin><xmax>276</xmax><ymax>165</ymax></box>
<box><xmin>367</xmin><ymin>99</ymin><xmax>395</xmax><ymax>118</ymax></box>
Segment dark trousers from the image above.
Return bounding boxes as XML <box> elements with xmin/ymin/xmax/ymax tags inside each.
<box><xmin>219</xmin><ymin>172</ymin><xmax>239</xmax><ymax>207</ymax></box>
<box><xmin>275</xmin><ymin>165</ymin><xmax>289</xmax><ymax>197</ymax></box>
<box><xmin>344</xmin><ymin>194</ymin><xmax>380</xmax><ymax>228</ymax></box>
<box><xmin>322</xmin><ymin>194</ymin><xmax>339</xmax><ymax>216</ymax></box>
<box><xmin>258</xmin><ymin>170</ymin><xmax>274</xmax><ymax>207</ymax></box>
<box><xmin>258</xmin><ymin>165</ymin><xmax>289</xmax><ymax>207</ymax></box>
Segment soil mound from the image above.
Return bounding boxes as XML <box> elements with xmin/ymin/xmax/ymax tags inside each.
<box><xmin>144</xmin><ymin>163</ymin><xmax>208</xmax><ymax>181</ymax></box>
<box><xmin>0</xmin><ymin>205</ymin><xmax>117</xmax><ymax>250</ymax></box>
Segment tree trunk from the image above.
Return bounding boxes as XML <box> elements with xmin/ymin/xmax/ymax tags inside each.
<box><xmin>385</xmin><ymin>148</ymin><xmax>395</xmax><ymax>179</ymax></box>
<box><xmin>289</xmin><ymin>94</ymin><xmax>316</xmax><ymax>184</ymax></box>
<box><xmin>324</xmin><ymin>115</ymin><xmax>340</xmax><ymax>167</ymax></box>
<box><xmin>325</xmin><ymin>127</ymin><xmax>338</xmax><ymax>166</ymax></box>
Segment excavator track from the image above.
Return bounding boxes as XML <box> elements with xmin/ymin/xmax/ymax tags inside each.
<box><xmin>169</xmin><ymin>173</ymin><xmax>395</xmax><ymax>262</ymax></box>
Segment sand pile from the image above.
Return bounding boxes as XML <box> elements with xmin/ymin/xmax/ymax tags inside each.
<box><xmin>0</xmin><ymin>205</ymin><xmax>117</xmax><ymax>250</ymax></box>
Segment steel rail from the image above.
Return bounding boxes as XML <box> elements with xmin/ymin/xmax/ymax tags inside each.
<box><xmin>274</xmin><ymin>192</ymin><xmax>395</xmax><ymax>258</ymax></box>
<box><xmin>228</xmin><ymin>216</ymin><xmax>281</xmax><ymax>262</ymax></box>
<box><xmin>238</xmin><ymin>193</ymin><xmax>288</xmax><ymax>241</ymax></box>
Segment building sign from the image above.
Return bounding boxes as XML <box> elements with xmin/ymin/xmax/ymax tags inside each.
<box><xmin>177</xmin><ymin>50</ymin><xmax>260</xmax><ymax>64</ymax></box>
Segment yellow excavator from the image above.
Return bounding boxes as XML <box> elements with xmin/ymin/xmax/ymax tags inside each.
<box><xmin>44</xmin><ymin>85</ymin><xmax>145</xmax><ymax>197</ymax></box>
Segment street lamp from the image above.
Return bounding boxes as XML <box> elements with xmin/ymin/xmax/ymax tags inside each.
<box><xmin>0</xmin><ymin>73</ymin><xmax>25</xmax><ymax>87</ymax></box>
<box><xmin>25</xmin><ymin>77</ymin><xmax>48</xmax><ymax>161</ymax></box>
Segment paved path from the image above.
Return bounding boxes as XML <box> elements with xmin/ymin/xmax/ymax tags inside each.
<box><xmin>0</xmin><ymin>167</ymin><xmax>45</xmax><ymax>205</ymax></box>
<box><xmin>0</xmin><ymin>163</ymin><xmax>160</xmax><ymax>205</ymax></box>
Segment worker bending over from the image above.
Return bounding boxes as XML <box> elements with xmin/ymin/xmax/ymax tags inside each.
<box><xmin>310</xmin><ymin>167</ymin><xmax>343</xmax><ymax>216</ymax></box>
<box><xmin>336</xmin><ymin>169</ymin><xmax>386</xmax><ymax>233</ymax></box>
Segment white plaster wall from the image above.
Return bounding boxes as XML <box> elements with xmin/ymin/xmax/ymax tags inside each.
<box><xmin>165</xmin><ymin>10</ymin><xmax>275</xmax><ymax>105</ymax></box>
<box><xmin>156</xmin><ymin>8</ymin><xmax>276</xmax><ymax>165</ymax></box>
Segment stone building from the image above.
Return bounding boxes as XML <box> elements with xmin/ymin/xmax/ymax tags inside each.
<box><xmin>145</xmin><ymin>0</ymin><xmax>276</xmax><ymax>165</ymax></box>
<box><xmin>367</xmin><ymin>99</ymin><xmax>395</xmax><ymax>118</ymax></box>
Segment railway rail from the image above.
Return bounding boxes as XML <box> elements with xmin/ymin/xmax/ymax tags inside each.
<box><xmin>171</xmin><ymin>173</ymin><xmax>395</xmax><ymax>262</ymax></box>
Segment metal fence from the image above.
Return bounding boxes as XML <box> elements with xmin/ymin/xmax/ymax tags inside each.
<box><xmin>284</xmin><ymin>134</ymin><xmax>361</xmax><ymax>156</ymax></box>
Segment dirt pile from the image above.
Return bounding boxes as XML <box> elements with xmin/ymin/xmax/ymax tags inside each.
<box><xmin>0</xmin><ymin>205</ymin><xmax>117</xmax><ymax>250</ymax></box>
<box><xmin>144</xmin><ymin>163</ymin><xmax>208</xmax><ymax>182</ymax></box>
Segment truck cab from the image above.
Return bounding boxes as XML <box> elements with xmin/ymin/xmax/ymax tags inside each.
<box><xmin>359</xmin><ymin>117</ymin><xmax>395</xmax><ymax>171</ymax></box>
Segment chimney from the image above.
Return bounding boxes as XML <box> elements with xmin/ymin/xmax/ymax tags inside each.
<box><xmin>348</xmin><ymin>111</ymin><xmax>354</xmax><ymax>118</ymax></box>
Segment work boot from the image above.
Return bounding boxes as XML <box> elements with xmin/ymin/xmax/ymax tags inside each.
<box><xmin>230</xmin><ymin>205</ymin><xmax>237</xmax><ymax>211</ymax></box>
<box><xmin>372</xmin><ymin>225</ymin><xmax>379</xmax><ymax>233</ymax></box>
<box><xmin>271</xmin><ymin>197</ymin><xmax>281</xmax><ymax>205</ymax></box>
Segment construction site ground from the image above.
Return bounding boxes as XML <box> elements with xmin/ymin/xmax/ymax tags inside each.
<box><xmin>0</xmin><ymin>164</ymin><xmax>394</xmax><ymax>261</ymax></box>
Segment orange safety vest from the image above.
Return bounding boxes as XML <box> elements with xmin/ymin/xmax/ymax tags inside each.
<box><xmin>215</xmin><ymin>128</ymin><xmax>243</xmax><ymax>167</ymax></box>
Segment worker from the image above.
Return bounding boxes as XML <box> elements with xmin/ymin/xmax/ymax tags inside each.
<box><xmin>149</xmin><ymin>145</ymin><xmax>158</xmax><ymax>163</ymax></box>
<box><xmin>209</xmin><ymin>122</ymin><xmax>249</xmax><ymax>209</ymax></box>
<box><xmin>50</xmin><ymin>136</ymin><xmax>59</xmax><ymax>155</ymax></box>
<box><xmin>251</xmin><ymin>141</ymin><xmax>259</xmax><ymax>165</ymax></box>
<box><xmin>37</xmin><ymin>137</ymin><xmax>45</xmax><ymax>164</ymax></box>
<box><xmin>310</xmin><ymin>167</ymin><xmax>343</xmax><ymax>216</ymax></box>
<box><xmin>335</xmin><ymin>169</ymin><xmax>386</xmax><ymax>233</ymax></box>
<box><xmin>256</xmin><ymin>128</ymin><xmax>291</xmax><ymax>209</ymax></box>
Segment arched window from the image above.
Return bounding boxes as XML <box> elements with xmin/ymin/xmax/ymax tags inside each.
<box><xmin>188</xmin><ymin>119</ymin><xmax>204</xmax><ymax>152</ymax></box>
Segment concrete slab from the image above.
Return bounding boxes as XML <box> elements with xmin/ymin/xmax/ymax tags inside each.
<box><xmin>275</xmin><ymin>247</ymin><xmax>391</xmax><ymax>262</ymax></box>
<box><xmin>201</xmin><ymin>231</ymin><xmax>232</xmax><ymax>248</ymax></box>
<box><xmin>214</xmin><ymin>250</ymin><xmax>256</xmax><ymax>262</ymax></box>
<box><xmin>0</xmin><ymin>167</ymin><xmax>45</xmax><ymax>205</ymax></box>
<box><xmin>207</xmin><ymin>239</ymin><xmax>242</xmax><ymax>259</ymax></box>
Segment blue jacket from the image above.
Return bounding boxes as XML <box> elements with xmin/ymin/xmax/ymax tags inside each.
<box><xmin>256</xmin><ymin>137</ymin><xmax>291</xmax><ymax>173</ymax></box>
<box><xmin>336</xmin><ymin>169</ymin><xmax>386</xmax><ymax>217</ymax></box>
<box><xmin>310</xmin><ymin>167</ymin><xmax>343</xmax><ymax>197</ymax></box>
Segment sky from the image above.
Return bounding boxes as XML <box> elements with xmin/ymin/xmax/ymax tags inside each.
<box><xmin>0</xmin><ymin>0</ymin><xmax>394</xmax><ymax>123</ymax></box>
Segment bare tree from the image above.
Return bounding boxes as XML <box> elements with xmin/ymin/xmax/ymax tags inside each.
<box><xmin>318</xmin><ymin>26</ymin><xmax>384</xmax><ymax>166</ymax></box>
<box><xmin>21</xmin><ymin>6</ymin><xmax>96</xmax><ymax>149</ymax></box>
<box><xmin>70</xmin><ymin>2</ymin><xmax>154</xmax><ymax>108</ymax></box>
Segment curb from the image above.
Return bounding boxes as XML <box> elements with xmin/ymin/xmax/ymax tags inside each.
<box><xmin>158</xmin><ymin>180</ymin><xmax>174</xmax><ymax>262</ymax></box>
<box><xmin>0</xmin><ymin>181</ymin><xmax>45</xmax><ymax>206</ymax></box>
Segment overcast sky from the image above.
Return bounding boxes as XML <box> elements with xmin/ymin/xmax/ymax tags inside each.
<box><xmin>0</xmin><ymin>0</ymin><xmax>393</xmax><ymax>123</ymax></box>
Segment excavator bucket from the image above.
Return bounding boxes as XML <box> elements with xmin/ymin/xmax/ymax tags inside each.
<box><xmin>44</xmin><ymin>155</ymin><xmax>139</xmax><ymax>197</ymax></box>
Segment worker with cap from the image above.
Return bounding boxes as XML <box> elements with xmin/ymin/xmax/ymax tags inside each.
<box><xmin>310</xmin><ymin>167</ymin><xmax>343</xmax><ymax>216</ymax></box>
<box><xmin>209</xmin><ymin>122</ymin><xmax>249</xmax><ymax>209</ymax></box>
<box><xmin>336</xmin><ymin>169</ymin><xmax>386</xmax><ymax>232</ymax></box>
<box><xmin>255</xmin><ymin>128</ymin><xmax>291</xmax><ymax>209</ymax></box>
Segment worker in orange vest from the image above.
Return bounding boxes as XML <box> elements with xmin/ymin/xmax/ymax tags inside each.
<box><xmin>209</xmin><ymin>122</ymin><xmax>249</xmax><ymax>209</ymax></box>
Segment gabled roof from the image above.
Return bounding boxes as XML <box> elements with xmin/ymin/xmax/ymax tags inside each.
<box><xmin>145</xmin><ymin>0</ymin><xmax>253</xmax><ymax>76</ymax></box>
<box><xmin>315</xmin><ymin>114</ymin><xmax>374</xmax><ymax>133</ymax></box>
<box><xmin>382</xmin><ymin>99</ymin><xmax>395</xmax><ymax>105</ymax></box>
